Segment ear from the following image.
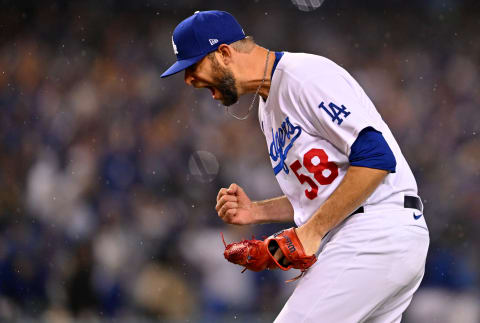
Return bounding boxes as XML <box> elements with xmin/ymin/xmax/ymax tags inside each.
<box><xmin>217</xmin><ymin>44</ymin><xmax>234</xmax><ymax>65</ymax></box>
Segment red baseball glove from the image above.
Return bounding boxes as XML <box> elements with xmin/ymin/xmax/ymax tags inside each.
<box><xmin>222</xmin><ymin>228</ymin><xmax>317</xmax><ymax>281</ymax></box>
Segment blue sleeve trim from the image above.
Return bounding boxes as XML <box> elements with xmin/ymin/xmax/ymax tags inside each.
<box><xmin>349</xmin><ymin>127</ymin><xmax>396</xmax><ymax>173</ymax></box>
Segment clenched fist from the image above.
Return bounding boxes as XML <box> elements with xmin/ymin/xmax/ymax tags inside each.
<box><xmin>215</xmin><ymin>183</ymin><xmax>257</xmax><ymax>225</ymax></box>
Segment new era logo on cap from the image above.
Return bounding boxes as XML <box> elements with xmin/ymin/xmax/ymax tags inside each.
<box><xmin>161</xmin><ymin>10</ymin><xmax>246</xmax><ymax>78</ymax></box>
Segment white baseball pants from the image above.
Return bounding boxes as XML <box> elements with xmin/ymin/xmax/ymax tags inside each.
<box><xmin>275</xmin><ymin>208</ymin><xmax>429</xmax><ymax>323</ymax></box>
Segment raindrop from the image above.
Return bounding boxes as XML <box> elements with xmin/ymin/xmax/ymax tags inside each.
<box><xmin>188</xmin><ymin>151</ymin><xmax>219</xmax><ymax>183</ymax></box>
<box><xmin>291</xmin><ymin>0</ymin><xmax>325</xmax><ymax>11</ymax></box>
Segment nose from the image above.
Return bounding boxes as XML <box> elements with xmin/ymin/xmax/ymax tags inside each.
<box><xmin>184</xmin><ymin>70</ymin><xmax>194</xmax><ymax>86</ymax></box>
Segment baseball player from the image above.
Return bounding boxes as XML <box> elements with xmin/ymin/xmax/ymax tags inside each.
<box><xmin>162</xmin><ymin>10</ymin><xmax>429</xmax><ymax>323</ymax></box>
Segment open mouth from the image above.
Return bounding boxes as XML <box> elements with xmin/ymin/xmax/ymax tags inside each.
<box><xmin>206</xmin><ymin>86</ymin><xmax>217</xmax><ymax>99</ymax></box>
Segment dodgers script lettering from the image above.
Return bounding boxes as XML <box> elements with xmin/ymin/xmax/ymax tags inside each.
<box><xmin>269</xmin><ymin>117</ymin><xmax>302</xmax><ymax>175</ymax></box>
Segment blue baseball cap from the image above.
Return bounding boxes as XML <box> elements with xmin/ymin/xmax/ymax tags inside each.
<box><xmin>161</xmin><ymin>10</ymin><xmax>246</xmax><ymax>78</ymax></box>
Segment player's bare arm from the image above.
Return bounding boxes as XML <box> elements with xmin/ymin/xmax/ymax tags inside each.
<box><xmin>252</xmin><ymin>195</ymin><xmax>294</xmax><ymax>223</ymax></box>
<box><xmin>296</xmin><ymin>166</ymin><xmax>388</xmax><ymax>256</ymax></box>
<box><xmin>215</xmin><ymin>184</ymin><xmax>294</xmax><ymax>224</ymax></box>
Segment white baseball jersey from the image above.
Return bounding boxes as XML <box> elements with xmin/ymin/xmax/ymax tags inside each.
<box><xmin>258</xmin><ymin>52</ymin><xmax>420</xmax><ymax>226</ymax></box>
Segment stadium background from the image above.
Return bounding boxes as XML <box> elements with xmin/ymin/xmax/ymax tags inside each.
<box><xmin>0</xmin><ymin>0</ymin><xmax>479</xmax><ymax>322</ymax></box>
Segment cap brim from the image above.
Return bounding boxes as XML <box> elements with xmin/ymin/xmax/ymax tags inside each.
<box><xmin>161</xmin><ymin>54</ymin><xmax>206</xmax><ymax>78</ymax></box>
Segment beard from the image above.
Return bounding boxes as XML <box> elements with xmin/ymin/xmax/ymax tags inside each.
<box><xmin>210</xmin><ymin>59</ymin><xmax>239</xmax><ymax>106</ymax></box>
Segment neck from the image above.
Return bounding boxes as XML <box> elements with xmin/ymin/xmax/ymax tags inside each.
<box><xmin>238</xmin><ymin>47</ymin><xmax>275</xmax><ymax>99</ymax></box>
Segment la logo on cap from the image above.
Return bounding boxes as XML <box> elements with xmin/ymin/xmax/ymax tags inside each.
<box><xmin>172</xmin><ymin>37</ymin><xmax>178</xmax><ymax>55</ymax></box>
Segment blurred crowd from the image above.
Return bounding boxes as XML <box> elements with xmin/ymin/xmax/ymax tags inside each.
<box><xmin>0</xmin><ymin>1</ymin><xmax>479</xmax><ymax>322</ymax></box>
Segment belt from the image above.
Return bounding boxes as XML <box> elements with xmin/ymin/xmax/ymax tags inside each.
<box><xmin>351</xmin><ymin>196</ymin><xmax>422</xmax><ymax>216</ymax></box>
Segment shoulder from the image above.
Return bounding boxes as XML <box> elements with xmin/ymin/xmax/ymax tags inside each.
<box><xmin>277</xmin><ymin>53</ymin><xmax>346</xmax><ymax>78</ymax></box>
<box><xmin>275</xmin><ymin>52</ymin><xmax>353</xmax><ymax>92</ymax></box>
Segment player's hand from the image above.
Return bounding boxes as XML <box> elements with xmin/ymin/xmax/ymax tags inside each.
<box><xmin>215</xmin><ymin>183</ymin><xmax>257</xmax><ymax>225</ymax></box>
<box><xmin>272</xmin><ymin>224</ymin><xmax>322</xmax><ymax>266</ymax></box>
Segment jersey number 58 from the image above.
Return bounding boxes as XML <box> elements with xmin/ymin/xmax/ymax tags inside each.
<box><xmin>289</xmin><ymin>148</ymin><xmax>338</xmax><ymax>200</ymax></box>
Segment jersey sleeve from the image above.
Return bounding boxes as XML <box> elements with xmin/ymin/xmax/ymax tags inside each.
<box><xmin>349</xmin><ymin>127</ymin><xmax>396</xmax><ymax>172</ymax></box>
<box><xmin>297</xmin><ymin>72</ymin><xmax>377</xmax><ymax>156</ymax></box>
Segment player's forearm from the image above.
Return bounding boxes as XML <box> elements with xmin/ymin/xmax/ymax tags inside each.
<box><xmin>302</xmin><ymin>166</ymin><xmax>388</xmax><ymax>239</ymax></box>
<box><xmin>252</xmin><ymin>195</ymin><xmax>295</xmax><ymax>224</ymax></box>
